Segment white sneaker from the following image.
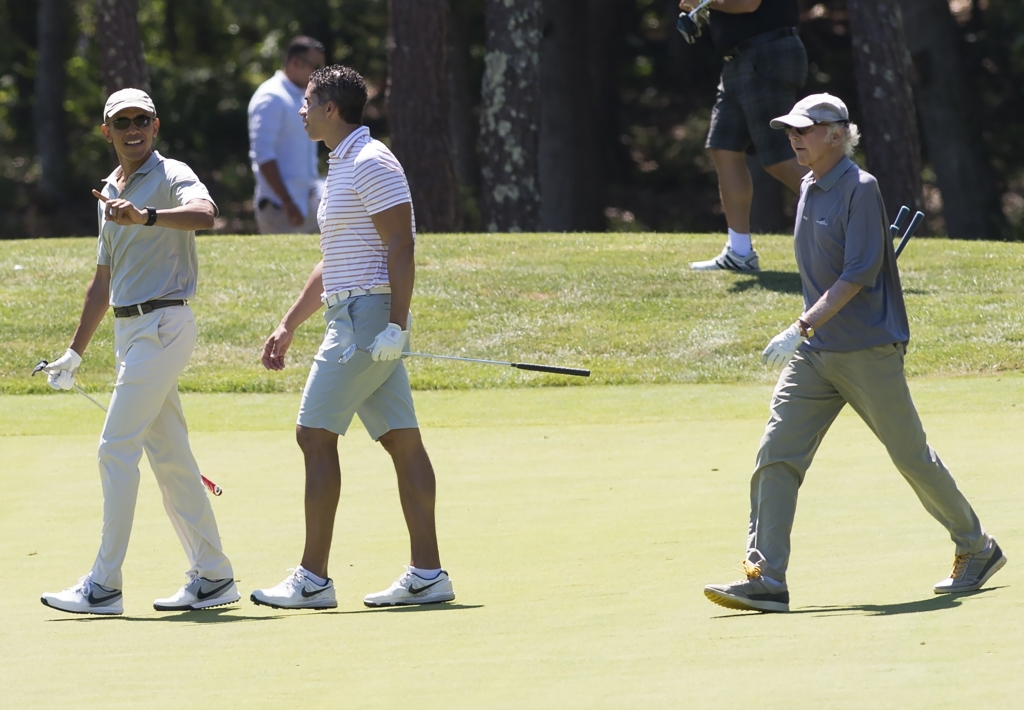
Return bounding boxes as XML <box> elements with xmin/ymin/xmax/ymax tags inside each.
<box><xmin>690</xmin><ymin>245</ymin><xmax>760</xmax><ymax>272</ymax></box>
<box><xmin>41</xmin><ymin>575</ymin><xmax>123</xmax><ymax>615</ymax></box>
<box><xmin>250</xmin><ymin>568</ymin><xmax>338</xmax><ymax>610</ymax></box>
<box><xmin>153</xmin><ymin>574</ymin><xmax>240</xmax><ymax>611</ymax></box>
<box><xmin>933</xmin><ymin>537</ymin><xmax>1007</xmax><ymax>594</ymax></box>
<box><xmin>363</xmin><ymin>568</ymin><xmax>455</xmax><ymax>607</ymax></box>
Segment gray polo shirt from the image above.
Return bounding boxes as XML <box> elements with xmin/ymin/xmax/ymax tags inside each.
<box><xmin>96</xmin><ymin>151</ymin><xmax>217</xmax><ymax>307</ymax></box>
<box><xmin>794</xmin><ymin>156</ymin><xmax>910</xmax><ymax>352</ymax></box>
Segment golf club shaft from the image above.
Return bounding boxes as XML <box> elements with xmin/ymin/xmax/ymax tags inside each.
<box><xmin>890</xmin><ymin>205</ymin><xmax>910</xmax><ymax>238</ymax></box>
<box><xmin>404</xmin><ymin>352</ymin><xmax>591</xmax><ymax>377</ymax></box>
<box><xmin>895</xmin><ymin>211</ymin><xmax>925</xmax><ymax>259</ymax></box>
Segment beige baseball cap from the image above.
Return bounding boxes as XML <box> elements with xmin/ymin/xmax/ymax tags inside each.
<box><xmin>770</xmin><ymin>93</ymin><xmax>849</xmax><ymax>129</ymax></box>
<box><xmin>103</xmin><ymin>88</ymin><xmax>157</xmax><ymax>122</ymax></box>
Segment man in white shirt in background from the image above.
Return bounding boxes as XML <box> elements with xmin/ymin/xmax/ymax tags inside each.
<box><xmin>248</xmin><ymin>35</ymin><xmax>325</xmax><ymax>234</ymax></box>
<box><xmin>251</xmin><ymin>65</ymin><xmax>455</xmax><ymax>610</ymax></box>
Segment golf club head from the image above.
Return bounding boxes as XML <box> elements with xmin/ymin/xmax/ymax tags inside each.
<box><xmin>677</xmin><ymin>12</ymin><xmax>702</xmax><ymax>44</ymax></box>
<box><xmin>32</xmin><ymin>359</ymin><xmax>49</xmax><ymax>376</ymax></box>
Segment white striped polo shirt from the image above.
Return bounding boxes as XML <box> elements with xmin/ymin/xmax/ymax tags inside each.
<box><xmin>317</xmin><ymin>125</ymin><xmax>416</xmax><ymax>298</ymax></box>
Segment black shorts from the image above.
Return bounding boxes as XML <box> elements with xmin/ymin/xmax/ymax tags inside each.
<box><xmin>706</xmin><ymin>35</ymin><xmax>808</xmax><ymax>167</ymax></box>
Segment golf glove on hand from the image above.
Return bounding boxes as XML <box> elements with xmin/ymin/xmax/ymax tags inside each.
<box><xmin>46</xmin><ymin>348</ymin><xmax>82</xmax><ymax>390</ymax></box>
<box><xmin>761</xmin><ymin>324</ymin><xmax>805</xmax><ymax>369</ymax></box>
<box><xmin>370</xmin><ymin>323</ymin><xmax>407</xmax><ymax>361</ymax></box>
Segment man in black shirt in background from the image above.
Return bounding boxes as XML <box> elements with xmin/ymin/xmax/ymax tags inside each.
<box><xmin>684</xmin><ymin>0</ymin><xmax>809</xmax><ymax>272</ymax></box>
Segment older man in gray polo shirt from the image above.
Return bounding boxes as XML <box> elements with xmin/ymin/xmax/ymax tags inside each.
<box><xmin>40</xmin><ymin>88</ymin><xmax>238</xmax><ymax>616</ymax></box>
<box><xmin>703</xmin><ymin>94</ymin><xmax>1006</xmax><ymax>613</ymax></box>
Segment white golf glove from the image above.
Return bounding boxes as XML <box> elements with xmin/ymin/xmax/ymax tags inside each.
<box><xmin>370</xmin><ymin>323</ymin><xmax>408</xmax><ymax>362</ymax></box>
<box><xmin>45</xmin><ymin>348</ymin><xmax>83</xmax><ymax>390</ymax></box>
<box><xmin>761</xmin><ymin>324</ymin><xmax>805</xmax><ymax>369</ymax></box>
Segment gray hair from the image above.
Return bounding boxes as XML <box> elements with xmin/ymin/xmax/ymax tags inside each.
<box><xmin>825</xmin><ymin>122</ymin><xmax>861</xmax><ymax>157</ymax></box>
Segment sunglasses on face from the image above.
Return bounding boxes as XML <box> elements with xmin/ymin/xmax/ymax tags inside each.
<box><xmin>109</xmin><ymin>115</ymin><xmax>153</xmax><ymax>130</ymax></box>
<box><xmin>787</xmin><ymin>123</ymin><xmax>820</xmax><ymax>137</ymax></box>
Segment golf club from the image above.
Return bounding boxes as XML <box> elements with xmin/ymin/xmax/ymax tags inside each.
<box><xmin>32</xmin><ymin>359</ymin><xmax>223</xmax><ymax>496</ymax></box>
<box><xmin>893</xmin><ymin>208</ymin><xmax>925</xmax><ymax>259</ymax></box>
<box><xmin>677</xmin><ymin>0</ymin><xmax>713</xmax><ymax>44</ymax></box>
<box><xmin>338</xmin><ymin>344</ymin><xmax>591</xmax><ymax>378</ymax></box>
<box><xmin>889</xmin><ymin>205</ymin><xmax>910</xmax><ymax>238</ymax></box>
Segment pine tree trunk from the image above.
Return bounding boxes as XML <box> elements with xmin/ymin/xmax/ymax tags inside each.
<box><xmin>479</xmin><ymin>0</ymin><xmax>542</xmax><ymax>232</ymax></box>
<box><xmin>897</xmin><ymin>0</ymin><xmax>1007</xmax><ymax>239</ymax></box>
<box><xmin>847</xmin><ymin>0</ymin><xmax>923</xmax><ymax>220</ymax></box>
<box><xmin>539</xmin><ymin>0</ymin><xmax>610</xmax><ymax>232</ymax></box>
<box><xmin>388</xmin><ymin>0</ymin><xmax>461</xmax><ymax>232</ymax></box>
<box><xmin>35</xmin><ymin>0</ymin><xmax>69</xmax><ymax>202</ymax></box>
<box><xmin>95</xmin><ymin>0</ymin><xmax>149</xmax><ymax>93</ymax></box>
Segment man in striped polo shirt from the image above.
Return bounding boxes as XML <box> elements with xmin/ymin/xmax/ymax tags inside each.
<box><xmin>251</xmin><ymin>65</ymin><xmax>454</xmax><ymax>610</ymax></box>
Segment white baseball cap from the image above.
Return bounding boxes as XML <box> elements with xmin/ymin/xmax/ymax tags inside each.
<box><xmin>103</xmin><ymin>88</ymin><xmax>157</xmax><ymax>122</ymax></box>
<box><xmin>770</xmin><ymin>93</ymin><xmax>849</xmax><ymax>129</ymax></box>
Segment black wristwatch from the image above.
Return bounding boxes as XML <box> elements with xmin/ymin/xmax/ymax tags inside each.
<box><xmin>145</xmin><ymin>206</ymin><xmax>158</xmax><ymax>226</ymax></box>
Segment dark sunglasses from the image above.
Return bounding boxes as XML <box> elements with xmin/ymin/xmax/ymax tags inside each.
<box><xmin>109</xmin><ymin>115</ymin><xmax>153</xmax><ymax>130</ymax></box>
<box><xmin>787</xmin><ymin>123</ymin><xmax>820</xmax><ymax>137</ymax></box>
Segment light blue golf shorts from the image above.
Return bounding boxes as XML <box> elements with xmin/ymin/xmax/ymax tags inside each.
<box><xmin>297</xmin><ymin>293</ymin><xmax>418</xmax><ymax>440</ymax></box>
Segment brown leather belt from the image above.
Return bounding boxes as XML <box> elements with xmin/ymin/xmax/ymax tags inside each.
<box><xmin>112</xmin><ymin>299</ymin><xmax>187</xmax><ymax>318</ymax></box>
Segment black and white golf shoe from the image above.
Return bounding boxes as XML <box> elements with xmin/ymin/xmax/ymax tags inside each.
<box><xmin>690</xmin><ymin>245</ymin><xmax>760</xmax><ymax>272</ymax></box>
<box><xmin>933</xmin><ymin>536</ymin><xmax>1007</xmax><ymax>594</ymax></box>
<box><xmin>41</xmin><ymin>574</ymin><xmax>123</xmax><ymax>615</ymax></box>
<box><xmin>704</xmin><ymin>561</ymin><xmax>790</xmax><ymax>613</ymax></box>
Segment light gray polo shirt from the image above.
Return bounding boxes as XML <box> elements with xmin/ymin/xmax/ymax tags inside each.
<box><xmin>794</xmin><ymin>156</ymin><xmax>910</xmax><ymax>352</ymax></box>
<box><xmin>96</xmin><ymin>151</ymin><xmax>217</xmax><ymax>307</ymax></box>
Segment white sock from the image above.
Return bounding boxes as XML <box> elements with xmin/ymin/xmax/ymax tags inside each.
<box><xmin>298</xmin><ymin>565</ymin><xmax>328</xmax><ymax>586</ymax></box>
<box><xmin>727</xmin><ymin>228</ymin><xmax>752</xmax><ymax>257</ymax></box>
<box><xmin>410</xmin><ymin>566</ymin><xmax>442</xmax><ymax>580</ymax></box>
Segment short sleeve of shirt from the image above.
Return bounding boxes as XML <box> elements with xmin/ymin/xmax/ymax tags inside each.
<box><xmin>167</xmin><ymin>162</ymin><xmax>219</xmax><ymax>216</ymax></box>
<box><xmin>248</xmin><ymin>94</ymin><xmax>284</xmax><ymax>165</ymax></box>
<box><xmin>97</xmin><ymin>233</ymin><xmax>110</xmax><ymax>265</ymax></box>
<box><xmin>840</xmin><ymin>176</ymin><xmax>886</xmax><ymax>287</ymax></box>
<box><xmin>352</xmin><ymin>149</ymin><xmax>411</xmax><ymax>216</ymax></box>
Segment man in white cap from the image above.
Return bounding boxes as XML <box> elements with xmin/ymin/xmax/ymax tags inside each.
<box><xmin>703</xmin><ymin>93</ymin><xmax>1005</xmax><ymax>613</ymax></box>
<box><xmin>40</xmin><ymin>88</ymin><xmax>239</xmax><ymax>615</ymax></box>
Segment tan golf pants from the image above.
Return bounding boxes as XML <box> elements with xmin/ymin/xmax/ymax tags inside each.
<box><xmin>746</xmin><ymin>343</ymin><xmax>986</xmax><ymax>583</ymax></box>
<box><xmin>90</xmin><ymin>305</ymin><xmax>233</xmax><ymax>589</ymax></box>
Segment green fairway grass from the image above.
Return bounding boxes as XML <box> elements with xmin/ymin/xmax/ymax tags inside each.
<box><xmin>3</xmin><ymin>233</ymin><xmax>1024</xmax><ymax>394</ymax></box>
<box><xmin>2</xmin><ymin>378</ymin><xmax>1021</xmax><ymax>709</ymax></box>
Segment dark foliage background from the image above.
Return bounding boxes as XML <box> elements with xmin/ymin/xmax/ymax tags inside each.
<box><xmin>0</xmin><ymin>0</ymin><xmax>1021</xmax><ymax>238</ymax></box>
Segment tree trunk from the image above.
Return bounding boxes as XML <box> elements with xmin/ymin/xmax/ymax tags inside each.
<box><xmin>95</xmin><ymin>0</ymin><xmax>149</xmax><ymax>93</ymax></box>
<box><xmin>448</xmin><ymin>0</ymin><xmax>479</xmax><ymax>227</ymax></box>
<box><xmin>539</xmin><ymin>0</ymin><xmax>609</xmax><ymax>232</ymax></box>
<box><xmin>388</xmin><ymin>0</ymin><xmax>461</xmax><ymax>232</ymax></box>
<box><xmin>847</xmin><ymin>0</ymin><xmax>923</xmax><ymax>220</ymax></box>
<box><xmin>34</xmin><ymin>0</ymin><xmax>69</xmax><ymax>202</ymax></box>
<box><xmin>897</xmin><ymin>0</ymin><xmax>1007</xmax><ymax>239</ymax></box>
<box><xmin>479</xmin><ymin>0</ymin><xmax>543</xmax><ymax>232</ymax></box>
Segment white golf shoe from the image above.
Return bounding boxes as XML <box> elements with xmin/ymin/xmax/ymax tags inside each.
<box><xmin>250</xmin><ymin>568</ymin><xmax>338</xmax><ymax>610</ymax></box>
<box><xmin>690</xmin><ymin>245</ymin><xmax>760</xmax><ymax>272</ymax></box>
<box><xmin>41</xmin><ymin>575</ymin><xmax>123</xmax><ymax>615</ymax></box>
<box><xmin>933</xmin><ymin>537</ymin><xmax>1007</xmax><ymax>594</ymax></box>
<box><xmin>153</xmin><ymin>574</ymin><xmax>240</xmax><ymax>611</ymax></box>
<box><xmin>363</xmin><ymin>568</ymin><xmax>455</xmax><ymax>607</ymax></box>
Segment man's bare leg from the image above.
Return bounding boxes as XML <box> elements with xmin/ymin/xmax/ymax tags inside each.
<box><xmin>764</xmin><ymin>157</ymin><xmax>807</xmax><ymax>194</ymax></box>
<box><xmin>296</xmin><ymin>425</ymin><xmax>341</xmax><ymax>579</ymax></box>
<box><xmin>378</xmin><ymin>427</ymin><xmax>441</xmax><ymax>569</ymax></box>
<box><xmin>710</xmin><ymin>148</ymin><xmax>754</xmax><ymax>234</ymax></box>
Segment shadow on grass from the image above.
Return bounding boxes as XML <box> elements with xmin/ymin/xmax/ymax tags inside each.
<box><xmin>728</xmin><ymin>271</ymin><xmax>802</xmax><ymax>294</ymax></box>
<box><xmin>45</xmin><ymin>603</ymin><xmax>483</xmax><ymax>623</ymax></box>
<box><xmin>712</xmin><ymin>588</ymin><xmax>1000</xmax><ymax>619</ymax></box>
<box><xmin>322</xmin><ymin>603</ymin><xmax>484</xmax><ymax>616</ymax></box>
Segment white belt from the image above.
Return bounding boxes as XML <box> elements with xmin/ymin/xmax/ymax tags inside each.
<box><xmin>323</xmin><ymin>286</ymin><xmax>391</xmax><ymax>308</ymax></box>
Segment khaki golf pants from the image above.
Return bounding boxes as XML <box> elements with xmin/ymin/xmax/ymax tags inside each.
<box><xmin>90</xmin><ymin>305</ymin><xmax>233</xmax><ymax>589</ymax></box>
<box><xmin>746</xmin><ymin>343</ymin><xmax>986</xmax><ymax>583</ymax></box>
